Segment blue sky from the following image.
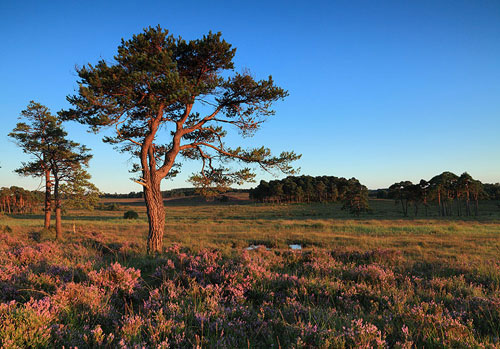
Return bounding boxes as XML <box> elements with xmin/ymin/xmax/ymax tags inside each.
<box><xmin>1</xmin><ymin>0</ymin><xmax>499</xmax><ymax>192</ymax></box>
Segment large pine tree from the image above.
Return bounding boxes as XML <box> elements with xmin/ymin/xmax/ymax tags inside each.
<box><xmin>62</xmin><ymin>26</ymin><xmax>299</xmax><ymax>253</ymax></box>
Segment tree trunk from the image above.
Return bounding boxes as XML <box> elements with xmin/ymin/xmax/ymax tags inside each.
<box><xmin>144</xmin><ymin>177</ymin><xmax>165</xmax><ymax>254</ymax></box>
<box><xmin>400</xmin><ymin>198</ymin><xmax>405</xmax><ymax>216</ymax></box>
<box><xmin>423</xmin><ymin>195</ymin><xmax>428</xmax><ymax>216</ymax></box>
<box><xmin>437</xmin><ymin>191</ymin><xmax>442</xmax><ymax>216</ymax></box>
<box><xmin>465</xmin><ymin>191</ymin><xmax>471</xmax><ymax>216</ymax></box>
<box><xmin>44</xmin><ymin>169</ymin><xmax>52</xmax><ymax>229</ymax></box>
<box><xmin>55</xmin><ymin>207</ymin><xmax>62</xmax><ymax>240</ymax></box>
<box><xmin>54</xmin><ymin>178</ymin><xmax>62</xmax><ymax>240</ymax></box>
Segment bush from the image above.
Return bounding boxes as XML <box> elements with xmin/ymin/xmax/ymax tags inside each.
<box><xmin>123</xmin><ymin>210</ymin><xmax>139</xmax><ymax>219</ymax></box>
<box><xmin>27</xmin><ymin>228</ymin><xmax>52</xmax><ymax>242</ymax></box>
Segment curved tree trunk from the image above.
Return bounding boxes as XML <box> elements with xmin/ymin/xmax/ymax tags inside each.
<box><xmin>44</xmin><ymin>169</ymin><xmax>52</xmax><ymax>229</ymax></box>
<box><xmin>144</xmin><ymin>176</ymin><xmax>165</xmax><ymax>254</ymax></box>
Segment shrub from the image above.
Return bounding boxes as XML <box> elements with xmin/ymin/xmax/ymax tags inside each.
<box><xmin>123</xmin><ymin>210</ymin><xmax>139</xmax><ymax>219</ymax></box>
<box><xmin>27</xmin><ymin>229</ymin><xmax>52</xmax><ymax>243</ymax></box>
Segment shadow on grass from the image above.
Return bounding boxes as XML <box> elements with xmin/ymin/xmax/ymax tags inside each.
<box><xmin>8</xmin><ymin>214</ymin><xmax>126</xmax><ymax>222</ymax></box>
<box><xmin>6</xmin><ymin>199</ymin><xmax>500</xmax><ymax>223</ymax></box>
<box><xmin>104</xmin><ymin>195</ymin><xmax>253</xmax><ymax>207</ymax></box>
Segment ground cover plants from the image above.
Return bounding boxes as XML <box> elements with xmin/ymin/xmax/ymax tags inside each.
<box><xmin>0</xmin><ymin>198</ymin><xmax>499</xmax><ymax>347</ymax></box>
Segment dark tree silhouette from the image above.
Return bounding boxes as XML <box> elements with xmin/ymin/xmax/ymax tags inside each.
<box><xmin>389</xmin><ymin>181</ymin><xmax>413</xmax><ymax>217</ymax></box>
<box><xmin>341</xmin><ymin>179</ymin><xmax>370</xmax><ymax>216</ymax></box>
<box><xmin>250</xmin><ymin>175</ymin><xmax>370</xmax><ymax>215</ymax></box>
<box><xmin>419</xmin><ymin>179</ymin><xmax>430</xmax><ymax>216</ymax></box>
<box><xmin>389</xmin><ymin>172</ymin><xmax>487</xmax><ymax>217</ymax></box>
<box><xmin>484</xmin><ymin>183</ymin><xmax>500</xmax><ymax>200</ymax></box>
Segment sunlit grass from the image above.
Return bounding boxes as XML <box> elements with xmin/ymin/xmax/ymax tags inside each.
<box><xmin>0</xmin><ymin>198</ymin><xmax>499</xmax><ymax>347</ymax></box>
<box><xmin>2</xmin><ymin>198</ymin><xmax>499</xmax><ymax>263</ymax></box>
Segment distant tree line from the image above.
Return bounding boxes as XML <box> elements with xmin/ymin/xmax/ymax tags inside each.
<box><xmin>386</xmin><ymin>172</ymin><xmax>495</xmax><ymax>217</ymax></box>
<box><xmin>102</xmin><ymin>188</ymin><xmax>250</xmax><ymax>199</ymax></box>
<box><xmin>102</xmin><ymin>191</ymin><xmax>144</xmax><ymax>199</ymax></box>
<box><xmin>0</xmin><ymin>187</ymin><xmax>42</xmax><ymax>214</ymax></box>
<box><xmin>483</xmin><ymin>183</ymin><xmax>500</xmax><ymax>200</ymax></box>
<box><xmin>249</xmin><ymin>175</ymin><xmax>370</xmax><ymax>214</ymax></box>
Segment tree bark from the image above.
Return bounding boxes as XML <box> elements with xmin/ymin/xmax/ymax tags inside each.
<box><xmin>144</xmin><ymin>176</ymin><xmax>165</xmax><ymax>254</ymax></box>
<box><xmin>44</xmin><ymin>169</ymin><xmax>52</xmax><ymax>229</ymax></box>
<box><xmin>55</xmin><ymin>207</ymin><xmax>62</xmax><ymax>240</ymax></box>
<box><xmin>54</xmin><ymin>177</ymin><xmax>62</xmax><ymax>240</ymax></box>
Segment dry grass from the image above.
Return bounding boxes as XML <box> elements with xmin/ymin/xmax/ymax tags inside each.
<box><xmin>1</xmin><ymin>197</ymin><xmax>499</xmax><ymax>347</ymax></box>
<box><xmin>2</xmin><ymin>197</ymin><xmax>499</xmax><ymax>263</ymax></box>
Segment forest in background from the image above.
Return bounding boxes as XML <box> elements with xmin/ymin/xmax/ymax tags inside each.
<box><xmin>2</xmin><ymin>171</ymin><xmax>499</xmax><ymax>218</ymax></box>
<box><xmin>249</xmin><ymin>172</ymin><xmax>500</xmax><ymax>217</ymax></box>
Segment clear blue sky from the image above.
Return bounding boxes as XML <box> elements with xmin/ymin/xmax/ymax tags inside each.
<box><xmin>1</xmin><ymin>0</ymin><xmax>499</xmax><ymax>192</ymax></box>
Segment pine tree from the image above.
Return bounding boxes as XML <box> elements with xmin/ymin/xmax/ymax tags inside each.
<box><xmin>62</xmin><ymin>26</ymin><xmax>300</xmax><ymax>253</ymax></box>
<box><xmin>9</xmin><ymin>102</ymin><xmax>64</xmax><ymax>228</ymax></box>
<box><xmin>10</xmin><ymin>102</ymin><xmax>95</xmax><ymax>238</ymax></box>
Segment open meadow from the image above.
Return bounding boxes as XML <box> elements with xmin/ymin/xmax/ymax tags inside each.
<box><xmin>1</xmin><ymin>196</ymin><xmax>500</xmax><ymax>347</ymax></box>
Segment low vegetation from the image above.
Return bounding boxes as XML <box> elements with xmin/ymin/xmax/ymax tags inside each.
<box><xmin>0</xmin><ymin>198</ymin><xmax>499</xmax><ymax>347</ymax></box>
<box><xmin>123</xmin><ymin>210</ymin><xmax>139</xmax><ymax>220</ymax></box>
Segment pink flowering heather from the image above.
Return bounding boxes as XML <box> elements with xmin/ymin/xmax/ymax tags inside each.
<box><xmin>348</xmin><ymin>263</ymin><xmax>396</xmax><ymax>285</ymax></box>
<box><xmin>0</xmin><ymin>231</ymin><xmax>499</xmax><ymax>348</ymax></box>
<box><xmin>88</xmin><ymin>262</ymin><xmax>141</xmax><ymax>295</ymax></box>
<box><xmin>344</xmin><ymin>318</ymin><xmax>386</xmax><ymax>348</ymax></box>
<box><xmin>119</xmin><ymin>314</ymin><xmax>144</xmax><ymax>344</ymax></box>
<box><xmin>0</xmin><ymin>297</ymin><xmax>58</xmax><ymax>347</ymax></box>
<box><xmin>406</xmin><ymin>301</ymin><xmax>480</xmax><ymax>347</ymax></box>
<box><xmin>394</xmin><ymin>325</ymin><xmax>414</xmax><ymax>349</ymax></box>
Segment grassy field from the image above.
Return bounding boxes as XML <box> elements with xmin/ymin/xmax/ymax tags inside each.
<box><xmin>1</xmin><ymin>196</ymin><xmax>499</xmax><ymax>347</ymax></box>
<box><xmin>4</xmin><ymin>196</ymin><xmax>499</xmax><ymax>261</ymax></box>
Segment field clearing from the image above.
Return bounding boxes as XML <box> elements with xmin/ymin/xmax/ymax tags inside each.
<box><xmin>3</xmin><ymin>198</ymin><xmax>499</xmax><ymax>262</ymax></box>
<box><xmin>1</xmin><ymin>197</ymin><xmax>500</xmax><ymax>347</ymax></box>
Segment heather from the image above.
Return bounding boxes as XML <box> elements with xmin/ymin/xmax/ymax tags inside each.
<box><xmin>0</xmin><ymin>239</ymin><xmax>497</xmax><ymax>347</ymax></box>
<box><xmin>0</xmin><ymin>199</ymin><xmax>500</xmax><ymax>347</ymax></box>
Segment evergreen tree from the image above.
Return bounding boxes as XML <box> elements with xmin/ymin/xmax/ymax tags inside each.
<box><xmin>47</xmin><ymin>136</ymin><xmax>92</xmax><ymax>239</ymax></box>
<box><xmin>60</xmin><ymin>168</ymin><xmax>101</xmax><ymax>211</ymax></box>
<box><xmin>341</xmin><ymin>179</ymin><xmax>370</xmax><ymax>216</ymax></box>
<box><xmin>62</xmin><ymin>26</ymin><xmax>299</xmax><ymax>253</ymax></box>
<box><xmin>10</xmin><ymin>102</ymin><xmax>95</xmax><ymax>238</ymax></box>
<box><xmin>9</xmin><ymin>102</ymin><xmax>64</xmax><ymax>228</ymax></box>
